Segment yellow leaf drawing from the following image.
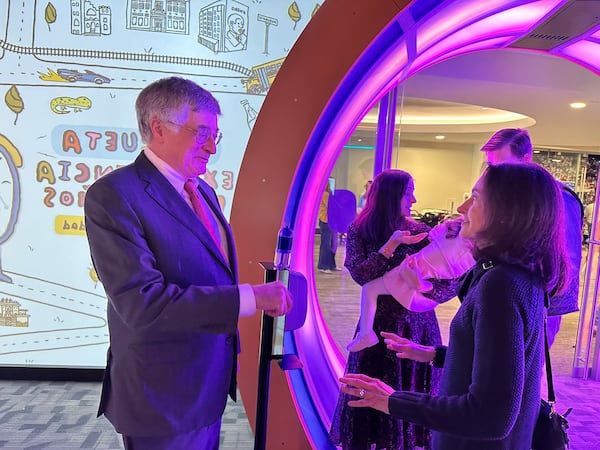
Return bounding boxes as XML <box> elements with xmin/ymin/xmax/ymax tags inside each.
<box><xmin>45</xmin><ymin>2</ymin><xmax>57</xmax><ymax>32</ymax></box>
<box><xmin>89</xmin><ymin>265</ymin><xmax>99</xmax><ymax>287</ymax></box>
<box><xmin>288</xmin><ymin>2</ymin><xmax>301</xmax><ymax>30</ymax></box>
<box><xmin>5</xmin><ymin>85</ymin><xmax>24</xmax><ymax>125</ymax></box>
<box><xmin>312</xmin><ymin>3</ymin><xmax>320</xmax><ymax>18</ymax></box>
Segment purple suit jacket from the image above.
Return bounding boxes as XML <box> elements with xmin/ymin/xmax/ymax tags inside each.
<box><xmin>84</xmin><ymin>152</ymin><xmax>240</xmax><ymax>437</ymax></box>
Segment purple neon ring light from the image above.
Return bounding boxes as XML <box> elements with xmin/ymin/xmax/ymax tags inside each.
<box><xmin>277</xmin><ymin>0</ymin><xmax>600</xmax><ymax>447</ymax></box>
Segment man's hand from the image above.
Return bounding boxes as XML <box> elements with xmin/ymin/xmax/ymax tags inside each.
<box><xmin>253</xmin><ymin>281</ymin><xmax>293</xmax><ymax>317</ymax></box>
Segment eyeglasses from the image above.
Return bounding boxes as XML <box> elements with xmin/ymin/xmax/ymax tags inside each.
<box><xmin>166</xmin><ymin>120</ymin><xmax>222</xmax><ymax>145</ymax></box>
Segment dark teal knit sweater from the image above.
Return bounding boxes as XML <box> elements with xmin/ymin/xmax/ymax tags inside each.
<box><xmin>388</xmin><ymin>261</ymin><xmax>544</xmax><ymax>449</ymax></box>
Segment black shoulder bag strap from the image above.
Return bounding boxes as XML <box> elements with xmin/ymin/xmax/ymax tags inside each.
<box><xmin>543</xmin><ymin>293</ymin><xmax>573</xmax><ymax>421</ymax></box>
<box><xmin>543</xmin><ymin>292</ymin><xmax>556</xmax><ymax>406</ymax></box>
<box><xmin>457</xmin><ymin>260</ymin><xmax>495</xmax><ymax>301</ymax></box>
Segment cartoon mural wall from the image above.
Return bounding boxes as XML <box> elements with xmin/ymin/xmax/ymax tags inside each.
<box><xmin>0</xmin><ymin>0</ymin><xmax>319</xmax><ymax>369</ymax></box>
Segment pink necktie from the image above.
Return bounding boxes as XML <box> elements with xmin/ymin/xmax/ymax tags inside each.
<box><xmin>184</xmin><ymin>179</ymin><xmax>223</xmax><ymax>254</ymax></box>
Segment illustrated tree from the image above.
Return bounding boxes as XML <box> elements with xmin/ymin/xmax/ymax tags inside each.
<box><xmin>288</xmin><ymin>2</ymin><xmax>301</xmax><ymax>30</ymax></box>
<box><xmin>45</xmin><ymin>2</ymin><xmax>57</xmax><ymax>32</ymax></box>
<box><xmin>5</xmin><ymin>86</ymin><xmax>24</xmax><ymax>125</ymax></box>
<box><xmin>312</xmin><ymin>3</ymin><xmax>321</xmax><ymax>17</ymax></box>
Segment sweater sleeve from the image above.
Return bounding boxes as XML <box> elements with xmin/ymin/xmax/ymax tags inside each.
<box><xmin>387</xmin><ymin>269</ymin><xmax>532</xmax><ymax>441</ymax></box>
<box><xmin>548</xmin><ymin>188</ymin><xmax>582</xmax><ymax>315</ymax></box>
<box><xmin>432</xmin><ymin>345</ymin><xmax>447</xmax><ymax>368</ymax></box>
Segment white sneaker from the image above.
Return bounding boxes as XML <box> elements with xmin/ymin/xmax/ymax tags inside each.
<box><xmin>346</xmin><ymin>331</ymin><xmax>379</xmax><ymax>352</ymax></box>
<box><xmin>319</xmin><ymin>269</ymin><xmax>332</xmax><ymax>274</ymax></box>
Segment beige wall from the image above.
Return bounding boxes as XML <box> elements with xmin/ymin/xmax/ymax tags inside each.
<box><xmin>336</xmin><ymin>140</ymin><xmax>487</xmax><ymax>214</ymax></box>
<box><xmin>345</xmin><ymin>149</ymin><xmax>375</xmax><ymax>197</ymax></box>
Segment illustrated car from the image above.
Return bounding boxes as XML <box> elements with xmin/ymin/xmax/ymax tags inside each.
<box><xmin>57</xmin><ymin>68</ymin><xmax>111</xmax><ymax>85</ymax></box>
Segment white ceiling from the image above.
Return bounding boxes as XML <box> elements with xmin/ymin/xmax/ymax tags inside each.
<box><xmin>354</xmin><ymin>48</ymin><xmax>600</xmax><ymax>154</ymax></box>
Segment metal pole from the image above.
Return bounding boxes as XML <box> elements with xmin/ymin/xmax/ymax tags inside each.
<box><xmin>254</xmin><ymin>266</ymin><xmax>276</xmax><ymax>450</ymax></box>
<box><xmin>263</xmin><ymin>24</ymin><xmax>270</xmax><ymax>55</ymax></box>
<box><xmin>373</xmin><ymin>87</ymin><xmax>398</xmax><ymax>177</ymax></box>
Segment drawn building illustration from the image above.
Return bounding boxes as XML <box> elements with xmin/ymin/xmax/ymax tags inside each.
<box><xmin>198</xmin><ymin>0</ymin><xmax>249</xmax><ymax>53</ymax></box>
<box><xmin>71</xmin><ymin>1</ymin><xmax>112</xmax><ymax>36</ymax></box>
<box><xmin>126</xmin><ymin>0</ymin><xmax>190</xmax><ymax>35</ymax></box>
<box><xmin>0</xmin><ymin>298</ymin><xmax>29</xmax><ymax>327</ymax></box>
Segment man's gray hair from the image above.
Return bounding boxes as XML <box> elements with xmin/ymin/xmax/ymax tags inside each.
<box><xmin>135</xmin><ymin>77</ymin><xmax>221</xmax><ymax>143</ymax></box>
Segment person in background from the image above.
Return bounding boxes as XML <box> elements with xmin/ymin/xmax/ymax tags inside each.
<box><xmin>329</xmin><ymin>169</ymin><xmax>458</xmax><ymax>450</ymax></box>
<box><xmin>84</xmin><ymin>77</ymin><xmax>292</xmax><ymax>450</ymax></box>
<box><xmin>481</xmin><ymin>128</ymin><xmax>582</xmax><ymax>347</ymax></box>
<box><xmin>318</xmin><ymin>182</ymin><xmax>342</xmax><ymax>273</ymax></box>
<box><xmin>357</xmin><ymin>179</ymin><xmax>373</xmax><ymax>213</ymax></box>
<box><xmin>341</xmin><ymin>162</ymin><xmax>568</xmax><ymax>450</ymax></box>
<box><xmin>583</xmin><ymin>199</ymin><xmax>594</xmax><ymax>243</ymax></box>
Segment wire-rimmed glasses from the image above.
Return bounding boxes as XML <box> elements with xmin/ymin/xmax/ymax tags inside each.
<box><xmin>165</xmin><ymin>120</ymin><xmax>222</xmax><ymax>145</ymax></box>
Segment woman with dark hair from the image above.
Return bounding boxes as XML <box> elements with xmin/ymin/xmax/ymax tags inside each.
<box><xmin>340</xmin><ymin>163</ymin><xmax>568</xmax><ymax>450</ymax></box>
<box><xmin>329</xmin><ymin>169</ymin><xmax>458</xmax><ymax>450</ymax></box>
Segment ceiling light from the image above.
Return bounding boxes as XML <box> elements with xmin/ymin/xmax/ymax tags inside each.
<box><xmin>570</xmin><ymin>102</ymin><xmax>587</xmax><ymax>109</ymax></box>
<box><xmin>435</xmin><ymin>135</ymin><xmax>445</xmax><ymax>140</ymax></box>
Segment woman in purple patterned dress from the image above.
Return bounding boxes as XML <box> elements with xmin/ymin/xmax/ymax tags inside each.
<box><xmin>329</xmin><ymin>169</ymin><xmax>458</xmax><ymax>450</ymax></box>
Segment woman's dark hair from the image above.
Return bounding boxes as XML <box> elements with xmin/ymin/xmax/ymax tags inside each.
<box><xmin>354</xmin><ymin>169</ymin><xmax>412</xmax><ymax>244</ymax></box>
<box><xmin>473</xmin><ymin>163</ymin><xmax>567</xmax><ymax>294</ymax></box>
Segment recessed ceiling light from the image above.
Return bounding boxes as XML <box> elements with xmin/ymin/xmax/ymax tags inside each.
<box><xmin>570</xmin><ymin>102</ymin><xmax>587</xmax><ymax>109</ymax></box>
<box><xmin>435</xmin><ymin>135</ymin><xmax>445</xmax><ymax>140</ymax></box>
<box><xmin>357</xmin><ymin>138</ymin><xmax>362</xmax><ymax>142</ymax></box>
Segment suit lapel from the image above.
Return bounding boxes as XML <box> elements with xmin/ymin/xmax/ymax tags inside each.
<box><xmin>135</xmin><ymin>154</ymin><xmax>232</xmax><ymax>274</ymax></box>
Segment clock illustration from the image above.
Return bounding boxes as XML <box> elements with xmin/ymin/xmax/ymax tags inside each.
<box><xmin>0</xmin><ymin>134</ymin><xmax>23</xmax><ymax>283</ymax></box>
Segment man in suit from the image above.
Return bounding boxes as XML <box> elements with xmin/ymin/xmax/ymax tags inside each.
<box><xmin>481</xmin><ymin>128</ymin><xmax>583</xmax><ymax>347</ymax></box>
<box><xmin>84</xmin><ymin>77</ymin><xmax>293</xmax><ymax>449</ymax></box>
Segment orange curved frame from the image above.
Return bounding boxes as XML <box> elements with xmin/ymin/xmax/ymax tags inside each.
<box><xmin>230</xmin><ymin>0</ymin><xmax>599</xmax><ymax>447</ymax></box>
<box><xmin>231</xmin><ymin>1</ymin><xmax>409</xmax><ymax>447</ymax></box>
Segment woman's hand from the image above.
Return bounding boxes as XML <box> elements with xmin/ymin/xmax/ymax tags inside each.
<box><xmin>403</xmin><ymin>256</ymin><xmax>434</xmax><ymax>292</ymax></box>
<box><xmin>442</xmin><ymin>217</ymin><xmax>463</xmax><ymax>238</ymax></box>
<box><xmin>380</xmin><ymin>230</ymin><xmax>428</xmax><ymax>257</ymax></box>
<box><xmin>381</xmin><ymin>332</ymin><xmax>436</xmax><ymax>363</ymax></box>
<box><xmin>339</xmin><ymin>373</ymin><xmax>395</xmax><ymax>414</ymax></box>
<box><xmin>390</xmin><ymin>230</ymin><xmax>428</xmax><ymax>246</ymax></box>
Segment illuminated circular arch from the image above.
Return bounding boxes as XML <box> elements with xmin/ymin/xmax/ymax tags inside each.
<box><xmin>231</xmin><ymin>0</ymin><xmax>600</xmax><ymax>447</ymax></box>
